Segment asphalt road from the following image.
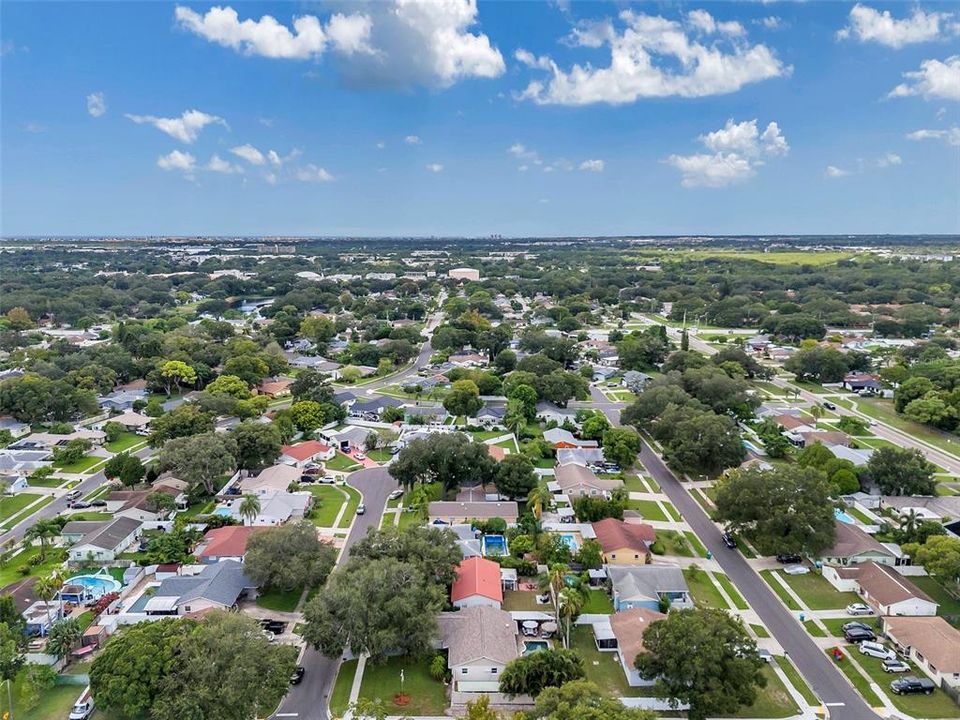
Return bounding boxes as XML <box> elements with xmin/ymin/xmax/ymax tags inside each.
<box><xmin>273</xmin><ymin>467</ymin><xmax>399</xmax><ymax>720</ymax></box>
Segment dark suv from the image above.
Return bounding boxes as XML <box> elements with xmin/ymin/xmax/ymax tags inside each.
<box><xmin>721</xmin><ymin>532</ymin><xmax>737</xmax><ymax>549</ymax></box>
<box><xmin>890</xmin><ymin>677</ymin><xmax>935</xmax><ymax>695</ymax></box>
<box><xmin>843</xmin><ymin>627</ymin><xmax>876</xmax><ymax>643</ymax></box>
<box><xmin>776</xmin><ymin>554</ymin><xmax>802</xmax><ymax>564</ymax></box>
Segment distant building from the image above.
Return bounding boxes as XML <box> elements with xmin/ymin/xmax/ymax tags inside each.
<box><xmin>448</xmin><ymin>268</ymin><xmax>481</xmax><ymax>282</ymax></box>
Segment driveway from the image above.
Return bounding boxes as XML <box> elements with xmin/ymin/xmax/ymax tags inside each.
<box><xmin>272</xmin><ymin>466</ymin><xmax>398</xmax><ymax>720</ymax></box>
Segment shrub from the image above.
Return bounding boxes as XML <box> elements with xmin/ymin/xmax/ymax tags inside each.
<box><xmin>430</xmin><ymin>654</ymin><xmax>447</xmax><ymax>683</ymax></box>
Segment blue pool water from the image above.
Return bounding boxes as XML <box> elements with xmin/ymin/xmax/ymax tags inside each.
<box><xmin>834</xmin><ymin>507</ymin><xmax>855</xmax><ymax>524</ymax></box>
<box><xmin>523</xmin><ymin>641</ymin><xmax>549</xmax><ymax>655</ymax></box>
<box><xmin>214</xmin><ymin>507</ymin><xmax>234</xmax><ymax>517</ymax></box>
<box><xmin>558</xmin><ymin>533</ymin><xmax>580</xmax><ymax>553</ymax></box>
<box><xmin>483</xmin><ymin>534</ymin><xmax>508</xmax><ymax>556</ymax></box>
<box><xmin>63</xmin><ymin>571</ymin><xmax>121</xmax><ymax>601</ymax></box>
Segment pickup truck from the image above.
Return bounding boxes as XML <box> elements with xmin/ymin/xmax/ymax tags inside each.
<box><xmin>890</xmin><ymin>677</ymin><xmax>936</xmax><ymax>695</ymax></box>
<box><xmin>69</xmin><ymin>686</ymin><xmax>95</xmax><ymax>720</ymax></box>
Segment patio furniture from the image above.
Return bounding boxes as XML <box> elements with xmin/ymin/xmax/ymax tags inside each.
<box><xmin>521</xmin><ymin>620</ymin><xmax>539</xmax><ymax>637</ymax></box>
<box><xmin>540</xmin><ymin>621</ymin><xmax>557</xmax><ymax>639</ymax></box>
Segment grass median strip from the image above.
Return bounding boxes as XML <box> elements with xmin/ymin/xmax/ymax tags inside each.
<box><xmin>329</xmin><ymin>659</ymin><xmax>359</xmax><ymax>718</ymax></box>
<box><xmin>760</xmin><ymin>570</ymin><xmax>801</xmax><ymax>611</ymax></box>
<box><xmin>825</xmin><ymin>648</ymin><xmax>882</xmax><ymax>708</ymax></box>
<box><xmin>777</xmin><ymin>657</ymin><xmax>819</xmax><ymax>707</ymax></box>
<box><xmin>715</xmin><ymin>572</ymin><xmax>749</xmax><ymax>610</ymax></box>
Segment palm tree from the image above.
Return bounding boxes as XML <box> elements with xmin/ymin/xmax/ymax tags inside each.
<box><xmin>35</xmin><ymin>571</ymin><xmax>65</xmax><ymax>620</ymax></box>
<box><xmin>810</xmin><ymin>405</ymin><xmax>824</xmax><ymax>421</ymax></box>
<box><xmin>25</xmin><ymin>518</ymin><xmax>59</xmax><ymax>561</ymax></box>
<box><xmin>899</xmin><ymin>509</ymin><xmax>920</xmax><ymax>539</ymax></box>
<box><xmin>45</xmin><ymin>618</ymin><xmax>82</xmax><ymax>661</ymax></box>
<box><xmin>527</xmin><ymin>481</ymin><xmax>552</xmax><ymax>521</ymax></box>
<box><xmin>504</xmin><ymin>411</ymin><xmax>525</xmax><ymax>439</ymax></box>
<box><xmin>238</xmin><ymin>494</ymin><xmax>261</xmax><ymax>526</ymax></box>
<box><xmin>557</xmin><ymin>586</ymin><xmax>585</xmax><ymax>649</ymax></box>
<box><xmin>539</xmin><ymin>563</ymin><xmax>570</xmax><ymax>631</ymax></box>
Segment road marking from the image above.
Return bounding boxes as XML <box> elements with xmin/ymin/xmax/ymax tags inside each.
<box><xmin>825</xmin><ymin>702</ymin><xmax>845</xmax><ymax>707</ymax></box>
<box><xmin>276</xmin><ymin>713</ymin><xmax>299</xmax><ymax>717</ymax></box>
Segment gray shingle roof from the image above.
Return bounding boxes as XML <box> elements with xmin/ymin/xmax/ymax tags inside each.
<box><xmin>154</xmin><ymin>560</ymin><xmax>255</xmax><ymax>608</ymax></box>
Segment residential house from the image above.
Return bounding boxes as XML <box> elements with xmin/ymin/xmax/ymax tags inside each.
<box><xmin>822</xmin><ymin>562</ymin><xmax>938</xmax><ymax>616</ymax></box>
<box><xmin>449</xmin><ymin>524</ymin><xmax>483</xmax><ymax>558</ymax></box>
<box><xmin>843</xmin><ymin>374</ymin><xmax>883</xmax><ymax>395</ymax></box>
<box><xmin>0</xmin><ymin>449</ymin><xmax>51</xmax><ymax>477</ymax></box>
<box><xmin>556</xmin><ymin>447</ymin><xmax>605</xmax><ymax>467</ymax></box>
<box><xmin>607</xmin><ymin>565</ymin><xmax>693</xmax><ymax>612</ymax></box>
<box><xmin>257</xmin><ymin>377</ymin><xmax>294</xmax><ymax>397</ymax></box>
<box><xmin>239</xmin><ymin>464</ymin><xmax>301</xmax><ymax>496</ymax></box>
<box><xmin>97</xmin><ymin>389</ymin><xmax>147</xmax><ymax>412</ymax></box>
<box><xmin>98</xmin><ymin>410</ymin><xmax>152</xmax><ymax>434</ymax></box>
<box><xmin>0</xmin><ymin>417</ymin><xmax>30</xmax><ymax>437</ymax></box>
<box><xmin>474</xmin><ymin>405</ymin><xmax>505</xmax><ymax>427</ymax></box>
<box><xmin>428</xmin><ymin>501</ymin><xmax>519</xmax><ymax>525</ymax></box>
<box><xmin>321</xmin><ymin>425</ymin><xmax>374</xmax><ymax>452</ymax></box>
<box><xmin>286</xmin><ymin>356</ymin><xmax>342</xmax><ymax>378</ymax></box>
<box><xmin>592</xmin><ymin>365</ymin><xmax>618</xmax><ymax>383</ymax></box>
<box><xmin>828</xmin><ymin>445</ymin><xmax>875</xmax><ymax>467</ymax></box>
<box><xmin>451</xmin><ymin>556</ymin><xmax>504</xmax><ymax>609</ymax></box>
<box><xmin>795</xmin><ymin>430</ymin><xmax>850</xmax><ymax>448</ymax></box>
<box><xmin>449</xmin><ymin>352</ymin><xmax>488</xmax><ymax>368</ymax></box>
<box><xmin>60</xmin><ymin>521</ymin><xmax>108</xmax><ymax>545</ymax></box>
<box><xmin>144</xmin><ymin>560</ymin><xmax>257</xmax><ymax>616</ymax></box>
<box><xmin>218</xmin><ymin>491</ymin><xmax>312</xmax><ymax>526</ymax></box>
<box><xmin>554</xmin><ymin>464</ymin><xmax>622</xmax><ymax>498</ymax></box>
<box><xmin>349</xmin><ymin>396</ymin><xmax>405</xmax><ymax>421</ymax></box>
<box><xmin>67</xmin><ymin>517</ymin><xmax>142</xmax><ymax>562</ymax></box>
<box><xmin>23</xmin><ymin>601</ymin><xmax>58</xmax><ymax>637</ymax></box>
<box><xmin>195</xmin><ymin>526</ymin><xmax>264</xmax><ymax>564</ymax></box>
<box><xmin>106</xmin><ymin>486</ymin><xmax>181</xmax><ymax>522</ymax></box>
<box><xmin>280</xmin><ymin>440</ymin><xmax>336</xmax><ymax>467</ymax></box>
<box><xmin>608</xmin><ymin>608</ymin><xmax>667</xmax><ymax>686</ymax></box>
<box><xmin>486</xmin><ymin>444</ymin><xmax>507</xmax><ymax>462</ymax></box>
<box><xmin>535</xmin><ymin>402</ymin><xmax>578</xmax><ymax>427</ymax></box>
<box><xmin>883</xmin><ymin>616</ymin><xmax>960</xmax><ymax>688</ymax></box>
<box><xmin>819</xmin><ymin>521</ymin><xmax>900</xmax><ymax>567</ymax></box>
<box><xmin>592</xmin><ymin>518</ymin><xmax>655</xmax><ymax>565</ymax></box>
<box><xmin>437</xmin><ymin>606</ymin><xmax>518</xmax><ymax>692</ymax></box>
<box><xmin>543</xmin><ymin>428</ymin><xmax>597</xmax><ymax>449</ymax></box>
<box><xmin>407</xmin><ymin>405</ymin><xmax>450</xmax><ymax>425</ymax></box>
<box><xmin>11</xmin><ymin>429</ymin><xmax>106</xmax><ymax>450</ymax></box>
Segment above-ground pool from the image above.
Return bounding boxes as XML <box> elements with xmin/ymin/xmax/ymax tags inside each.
<box><xmin>834</xmin><ymin>507</ymin><xmax>856</xmax><ymax>524</ymax></box>
<box><xmin>558</xmin><ymin>533</ymin><xmax>580</xmax><ymax>553</ymax></box>
<box><xmin>523</xmin><ymin>641</ymin><xmax>549</xmax><ymax>655</ymax></box>
<box><xmin>61</xmin><ymin>569</ymin><xmax>122</xmax><ymax>604</ymax></box>
<box><xmin>482</xmin><ymin>534</ymin><xmax>508</xmax><ymax>556</ymax></box>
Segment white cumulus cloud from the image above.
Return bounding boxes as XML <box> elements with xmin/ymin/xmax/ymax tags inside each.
<box><xmin>837</xmin><ymin>4</ymin><xmax>958</xmax><ymax>48</ymax></box>
<box><xmin>666</xmin><ymin>118</ymin><xmax>787</xmax><ymax>188</ymax></box>
<box><xmin>579</xmin><ymin>159</ymin><xmax>605</xmax><ymax>172</ymax></box>
<box><xmin>207</xmin><ymin>154</ymin><xmax>243</xmax><ymax>174</ymax></box>
<box><xmin>404</xmin><ymin>135</ymin><xmax>422</xmax><ymax>145</ymax></box>
<box><xmin>126</xmin><ymin>109</ymin><xmax>227</xmax><ymax>144</ymax></box>
<box><xmin>174</xmin><ymin>2</ymin><xmax>504</xmax><ymax>89</ymax></box>
<box><xmin>906</xmin><ymin>127</ymin><xmax>960</xmax><ymax>146</ymax></box>
<box><xmin>157</xmin><ymin>150</ymin><xmax>197</xmax><ymax>174</ymax></box>
<box><xmin>86</xmin><ymin>92</ymin><xmax>106</xmax><ymax>117</ymax></box>
<box><xmin>516</xmin><ymin>9</ymin><xmax>788</xmax><ymax>106</ymax></box>
<box><xmin>888</xmin><ymin>56</ymin><xmax>960</xmax><ymax>100</ymax></box>
<box><xmin>425</xmin><ymin>162</ymin><xmax>444</xmax><ymax>172</ymax></box>
<box><xmin>230</xmin><ymin>143</ymin><xmax>266</xmax><ymax>165</ymax></box>
<box><xmin>295</xmin><ymin>164</ymin><xmax>334</xmax><ymax>182</ymax></box>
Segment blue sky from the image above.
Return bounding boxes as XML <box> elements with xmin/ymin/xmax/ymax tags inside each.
<box><xmin>1</xmin><ymin>1</ymin><xmax>958</xmax><ymax>236</ymax></box>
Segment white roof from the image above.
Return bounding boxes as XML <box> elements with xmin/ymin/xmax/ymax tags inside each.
<box><xmin>143</xmin><ymin>595</ymin><xmax>179</xmax><ymax>612</ymax></box>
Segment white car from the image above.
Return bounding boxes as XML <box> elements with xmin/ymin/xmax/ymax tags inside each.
<box><xmin>859</xmin><ymin>641</ymin><xmax>895</xmax><ymax>661</ymax></box>
<box><xmin>882</xmin><ymin>659</ymin><xmax>910</xmax><ymax>673</ymax></box>
<box><xmin>388</xmin><ymin>489</ymin><xmax>403</xmax><ymax>500</ymax></box>
<box><xmin>846</xmin><ymin>603</ymin><xmax>874</xmax><ymax>616</ymax></box>
<box><xmin>783</xmin><ymin>565</ymin><xmax>810</xmax><ymax>576</ymax></box>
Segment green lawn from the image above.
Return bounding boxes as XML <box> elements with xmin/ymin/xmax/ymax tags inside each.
<box><xmin>570</xmin><ymin>625</ymin><xmax>647</xmax><ymax>698</ymax></box>
<box><xmin>305</xmin><ymin>485</ymin><xmax>348</xmax><ymax>527</ymax></box>
<box><xmin>826</xmin><ymin>647</ymin><xmax>883</xmax><ymax>707</ymax></box>
<box><xmin>330</xmin><ymin>659</ymin><xmax>359</xmax><ymax>718</ymax></box>
<box><xmin>683</xmin><ymin>531</ymin><xmax>709</xmax><ymax>558</ymax></box>
<box><xmin>502</xmin><ymin>590</ymin><xmax>544</xmax><ymax>612</ymax></box>
<box><xmin>396</xmin><ymin>510</ymin><xmax>422</xmax><ymax>530</ymax></box>
<box><xmin>338</xmin><ymin>485</ymin><xmax>363</xmax><ymax>528</ymax></box>
<box><xmin>715</xmin><ymin>572</ymin><xmax>749</xmax><ymax>610</ymax></box>
<box><xmin>0</xmin><ymin>672</ymin><xmax>84</xmax><ymax>720</ymax></box>
<box><xmin>759</xmin><ymin>570</ymin><xmax>801</xmax><ymax>611</ymax></box>
<box><xmin>683</xmin><ymin>567</ymin><xmax>729</xmax><ymax>609</ymax></box>
<box><xmin>855</xmin><ymin>398</ymin><xmax>960</xmax><ymax>459</ymax></box>
<box><xmin>651</xmin><ymin>529</ymin><xmax>693</xmax><ymax>557</ymax></box>
<box><xmin>854</xmin><ymin>647</ymin><xmax>960</xmax><ymax>718</ymax></box>
<box><xmin>67</xmin><ymin>511</ymin><xmax>113</xmax><ymax>521</ymax></box>
<box><xmin>26</xmin><ymin>474</ymin><xmax>66</xmax><ymax>488</ymax></box>
<box><xmin>326</xmin><ymin>453</ymin><xmax>362</xmax><ymax>472</ymax></box>
<box><xmin>582</xmin><ymin>589</ymin><xmax>614</xmax><ymax>614</ymax></box>
<box><xmin>749</xmin><ymin>623</ymin><xmax>770</xmax><ymax>638</ymax></box>
<box><xmin>820</xmin><ymin>618</ymin><xmax>855</xmax><ymax>637</ymax></box>
<box><xmin>256</xmin><ymin>587</ymin><xmax>303</xmax><ymax>612</ymax></box>
<box><xmin>0</xmin><ymin>546</ymin><xmax>68</xmax><ymax>588</ymax></box>
<box><xmin>105</xmin><ymin>432</ymin><xmax>147</xmax><ymax>453</ymax></box>
<box><xmin>53</xmin><ymin>454</ymin><xmax>103</xmax><ymax>473</ymax></box>
<box><xmin>803</xmin><ymin>620</ymin><xmax>826</xmax><ymax>637</ymax></box>
<box><xmin>626</xmin><ymin>499</ymin><xmax>668</xmax><ymax>522</ymax></box>
<box><xmin>356</xmin><ymin>655</ymin><xmax>448</xmax><ymax>716</ymax></box>
<box><xmin>731</xmin><ymin>664</ymin><xmax>800</xmax><ymax>718</ymax></box>
<box><xmin>367</xmin><ymin>449</ymin><xmax>393</xmax><ymax>463</ymax></box>
<box><xmin>910</xmin><ymin>575</ymin><xmax>960</xmax><ymax>627</ymax></box>
<box><xmin>777</xmin><ymin>657</ymin><xmax>819</xmax><ymax>707</ymax></box>
<box><xmin>622</xmin><ymin>475</ymin><xmax>648</xmax><ymax>492</ymax></box>
<box><xmin>0</xmin><ymin>493</ymin><xmax>42</xmax><ymax>521</ymax></box>
<box><xmin>470</xmin><ymin>430</ymin><xmax>504</xmax><ymax>441</ymax></box>
<box><xmin>778</xmin><ymin>571</ymin><xmax>860</xmax><ymax>610</ymax></box>
<box><xmin>663</xmin><ymin>502</ymin><xmax>681</xmax><ymax>522</ymax></box>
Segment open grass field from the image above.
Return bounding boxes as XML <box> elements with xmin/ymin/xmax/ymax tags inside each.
<box><xmin>326</xmin><ymin>453</ymin><xmax>362</xmax><ymax>472</ymax></box>
<box><xmin>0</xmin><ymin>673</ymin><xmax>85</xmax><ymax>720</ymax></box>
<box><xmin>909</xmin><ymin>575</ymin><xmax>960</xmax><ymax>627</ymax></box>
<box><xmin>854</xmin><ymin>397</ymin><xmax>960</xmax><ymax>459</ymax></box>
<box><xmin>26</xmin><ymin>474</ymin><xmax>66</xmax><ymax>488</ymax></box>
<box><xmin>356</xmin><ymin>655</ymin><xmax>449</xmax><ymax>716</ymax></box>
<box><xmin>715</xmin><ymin>572</ymin><xmax>749</xmax><ymax>610</ymax></box>
<box><xmin>0</xmin><ymin>546</ymin><xmax>67</xmax><ymax>588</ymax></box>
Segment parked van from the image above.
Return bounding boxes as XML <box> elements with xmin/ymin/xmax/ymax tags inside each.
<box><xmin>65</xmin><ymin>489</ymin><xmax>83</xmax><ymax>501</ymax></box>
<box><xmin>859</xmin><ymin>641</ymin><xmax>895</xmax><ymax>661</ymax></box>
<box><xmin>69</xmin><ymin>686</ymin><xmax>95</xmax><ymax>720</ymax></box>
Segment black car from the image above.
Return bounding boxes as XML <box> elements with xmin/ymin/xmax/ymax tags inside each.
<box><xmin>890</xmin><ymin>677</ymin><xmax>935</xmax><ymax>695</ymax></box>
<box><xmin>299</xmin><ymin>474</ymin><xmax>315</xmax><ymax>483</ymax></box>
<box><xmin>823</xmin><ymin>401</ymin><xmax>837</xmax><ymax>410</ymax></box>
<box><xmin>776</xmin><ymin>553</ymin><xmax>802</xmax><ymax>564</ymax></box>
<box><xmin>259</xmin><ymin>619</ymin><xmax>286</xmax><ymax>634</ymax></box>
<box><xmin>290</xmin><ymin>666</ymin><xmax>306</xmax><ymax>685</ymax></box>
<box><xmin>90</xmin><ymin>499</ymin><xmax>107</xmax><ymax>507</ymax></box>
<box><xmin>721</xmin><ymin>532</ymin><xmax>737</xmax><ymax>549</ymax></box>
<box><xmin>69</xmin><ymin>500</ymin><xmax>91</xmax><ymax>509</ymax></box>
<box><xmin>841</xmin><ymin>621</ymin><xmax>873</xmax><ymax>634</ymax></box>
<box><xmin>844</xmin><ymin>627</ymin><xmax>876</xmax><ymax>643</ymax></box>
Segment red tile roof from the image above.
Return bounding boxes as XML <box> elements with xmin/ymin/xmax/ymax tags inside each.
<box><xmin>451</xmin><ymin>556</ymin><xmax>503</xmax><ymax>604</ymax></box>
<box><xmin>197</xmin><ymin>526</ymin><xmax>263</xmax><ymax>559</ymax></box>
<box><xmin>281</xmin><ymin>440</ymin><xmax>331</xmax><ymax>462</ymax></box>
<box><xmin>592</xmin><ymin>518</ymin><xmax>656</xmax><ymax>553</ymax></box>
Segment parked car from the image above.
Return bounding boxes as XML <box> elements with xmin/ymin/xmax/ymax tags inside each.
<box><xmin>356</xmin><ymin>504</ymin><xmax>366</xmax><ymax>515</ymax></box>
<box><xmin>66</xmin><ymin>489</ymin><xmax>83</xmax><ymax>501</ymax></box>
<box><xmin>776</xmin><ymin>554</ymin><xmax>802</xmax><ymax>564</ymax></box>
<box><xmin>69</xmin><ymin>501</ymin><xmax>91</xmax><ymax>509</ymax></box>
<box><xmin>290</xmin><ymin>666</ymin><xmax>305</xmax><ymax>685</ymax></box>
<box><xmin>69</xmin><ymin>687</ymin><xmax>95</xmax><ymax>720</ymax></box>
<box><xmin>389</xmin><ymin>446</ymin><xmax>402</xmax><ymax>455</ymax></box>
<box><xmin>844</xmin><ymin>627</ymin><xmax>877</xmax><ymax>643</ymax></box>
<box><xmin>882</xmin><ymin>659</ymin><xmax>910</xmax><ymax>673</ymax></box>
<box><xmin>841</xmin><ymin>621</ymin><xmax>873</xmax><ymax>634</ymax></box>
<box><xmin>388</xmin><ymin>489</ymin><xmax>403</xmax><ymax>500</ymax></box>
<box><xmin>90</xmin><ymin>499</ymin><xmax>107</xmax><ymax>507</ymax></box>
<box><xmin>302</xmin><ymin>466</ymin><xmax>322</xmax><ymax>476</ymax></box>
<box><xmin>320</xmin><ymin>476</ymin><xmax>337</xmax><ymax>484</ymax></box>
<box><xmin>890</xmin><ymin>677</ymin><xmax>935</xmax><ymax>695</ymax></box>
<box><xmin>859</xmin><ymin>641</ymin><xmax>895</xmax><ymax>661</ymax></box>
<box><xmin>783</xmin><ymin>565</ymin><xmax>810</xmax><ymax>575</ymax></box>
<box><xmin>721</xmin><ymin>532</ymin><xmax>737</xmax><ymax>549</ymax></box>
<box><xmin>259</xmin><ymin>619</ymin><xmax>286</xmax><ymax>634</ymax></box>
<box><xmin>823</xmin><ymin>401</ymin><xmax>837</xmax><ymax>410</ymax></box>
<box><xmin>299</xmin><ymin>474</ymin><xmax>316</xmax><ymax>483</ymax></box>
<box><xmin>846</xmin><ymin>603</ymin><xmax>874</xmax><ymax>616</ymax></box>
<box><xmin>758</xmin><ymin>649</ymin><xmax>773</xmax><ymax>663</ymax></box>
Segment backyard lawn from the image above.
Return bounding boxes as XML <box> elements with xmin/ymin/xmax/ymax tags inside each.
<box><xmin>582</xmin><ymin>589</ymin><xmax>614</xmax><ymax>614</ymax></box>
<box><xmin>0</xmin><ymin>493</ymin><xmax>41</xmax><ymax>522</ymax></box>
<box><xmin>356</xmin><ymin>655</ymin><xmax>448</xmax><ymax>716</ymax></box>
<box><xmin>305</xmin><ymin>485</ymin><xmax>347</xmax><ymax>527</ymax></box>
<box><xmin>0</xmin><ymin>673</ymin><xmax>83</xmax><ymax>720</ymax></box>
<box><xmin>0</xmin><ymin>546</ymin><xmax>68</xmax><ymax>588</ymax></box>
<box><xmin>256</xmin><ymin>587</ymin><xmax>303</xmax><ymax>612</ymax></box>
<box><xmin>853</xmin><ymin>647</ymin><xmax>960</xmax><ymax>718</ymax></box>
<box><xmin>502</xmin><ymin>590</ymin><xmax>544</xmax><ymax>612</ymax></box>
<box><xmin>777</xmin><ymin>571</ymin><xmax>860</xmax><ymax>610</ymax></box>
<box><xmin>910</xmin><ymin>575</ymin><xmax>960</xmax><ymax>627</ymax></box>
<box><xmin>105</xmin><ymin>431</ymin><xmax>147</xmax><ymax>453</ymax></box>
<box><xmin>330</xmin><ymin>659</ymin><xmax>359</xmax><ymax>717</ymax></box>
<box><xmin>626</xmin><ymin>499</ymin><xmax>668</xmax><ymax>522</ymax></box>
<box><xmin>683</xmin><ymin>567</ymin><xmax>729</xmax><ymax>609</ymax></box>
<box><xmin>731</xmin><ymin>664</ymin><xmax>800</xmax><ymax>718</ymax></box>
<box><xmin>570</xmin><ymin>626</ymin><xmax>648</xmax><ymax>698</ymax></box>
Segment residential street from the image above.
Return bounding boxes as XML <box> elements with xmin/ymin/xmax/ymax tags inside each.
<box><xmin>272</xmin><ymin>466</ymin><xmax>398</xmax><ymax>720</ymax></box>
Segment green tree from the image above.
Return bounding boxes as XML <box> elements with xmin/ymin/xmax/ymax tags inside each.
<box><xmin>389</xmin><ymin>433</ymin><xmax>497</xmax><ymax>493</ymax></box>
<box><xmin>602</xmin><ymin>427</ymin><xmax>642</xmax><ymax>469</ymax></box>
<box><xmin>104</xmin><ymin>452</ymin><xmax>145</xmax><ymax>487</ymax></box>
<box><xmin>244</xmin><ymin>521</ymin><xmax>337</xmax><ymax>591</ymax></box>
<box><xmin>635</xmin><ymin>608</ymin><xmax>766</xmax><ymax>720</ymax></box>
<box><xmin>102</xmin><ymin>420</ymin><xmax>126</xmax><ymax>443</ymax></box>
<box><xmin>581</xmin><ymin>412</ymin><xmax>611</xmax><ymax>441</ymax></box>
<box><xmin>300</xmin><ymin>315</ymin><xmax>336</xmax><ymax>344</ymax></box>
<box><xmin>222</xmin><ymin>354</ymin><xmax>270</xmax><ymax>387</ymax></box>
<box><xmin>713</xmin><ymin>466</ymin><xmax>837</xmax><ymax>556</ymax></box>
<box><xmin>494</xmin><ymin>454</ymin><xmax>538</xmax><ymax>499</ymax></box>
<box><xmin>205</xmin><ymin>374</ymin><xmax>251</xmax><ymax>399</ymax></box>
<box><xmin>159</xmin><ymin>360</ymin><xmax>197</xmax><ymax>396</ymax></box>
<box><xmin>903</xmin><ymin>535</ymin><xmax>960</xmax><ymax>584</ymax></box>
<box><xmin>498</xmin><ymin>648</ymin><xmax>585</xmax><ymax>698</ymax></box>
<box><xmin>530</xmin><ymin>680</ymin><xmax>656</xmax><ymax>720</ymax></box>
<box><xmin>230</xmin><ymin>421</ymin><xmax>282</xmax><ymax>471</ymax></box>
<box><xmin>290</xmin><ymin>400</ymin><xmax>325</xmax><ymax>432</ymax></box>
<box><xmin>662</xmin><ymin>410</ymin><xmax>745</xmax><ymax>476</ymax></box>
<box><xmin>159</xmin><ymin>432</ymin><xmax>236</xmax><ymax>495</ymax></box>
<box><xmin>145</xmin><ymin>491</ymin><xmax>176</xmax><ymax>516</ymax></box>
<box><xmin>238</xmin><ymin>494</ymin><xmax>261</xmax><ymax>525</ymax></box>
<box><xmin>148</xmin><ymin>404</ymin><xmax>215</xmax><ymax>446</ymax></box>
<box><xmin>349</xmin><ymin>525</ymin><xmax>462</xmax><ymax>586</ymax></box>
<box><xmin>45</xmin><ymin>618</ymin><xmax>82</xmax><ymax>660</ymax></box>
<box><xmin>25</xmin><ymin>518</ymin><xmax>60</xmax><ymax>561</ymax></box>
<box><xmin>0</xmin><ymin>622</ymin><xmax>24</xmax><ymax>682</ymax></box>
<box><xmin>508</xmin><ymin>383</ymin><xmax>539</xmax><ymax>419</ymax></box>
<box><xmin>866</xmin><ymin>446</ymin><xmax>937</xmax><ymax>496</ymax></box>
<box><xmin>19</xmin><ymin>663</ymin><xmax>56</xmax><ymax>711</ymax></box>
<box><xmin>443</xmin><ymin>379</ymin><xmax>483</xmax><ymax>417</ymax></box>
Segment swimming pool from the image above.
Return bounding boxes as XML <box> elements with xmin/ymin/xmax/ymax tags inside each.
<box><xmin>558</xmin><ymin>533</ymin><xmax>580</xmax><ymax>553</ymax></box>
<box><xmin>834</xmin><ymin>507</ymin><xmax>855</xmax><ymax>524</ymax></box>
<box><xmin>62</xmin><ymin>569</ymin><xmax>122</xmax><ymax>602</ymax></box>
<box><xmin>213</xmin><ymin>507</ymin><xmax>234</xmax><ymax>517</ymax></box>
<box><xmin>482</xmin><ymin>534</ymin><xmax>508</xmax><ymax>556</ymax></box>
<box><xmin>523</xmin><ymin>640</ymin><xmax>549</xmax><ymax>655</ymax></box>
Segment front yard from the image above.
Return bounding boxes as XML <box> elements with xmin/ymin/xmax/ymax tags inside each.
<box><xmin>105</xmin><ymin>431</ymin><xmax>147</xmax><ymax>453</ymax></box>
<box><xmin>731</xmin><ymin>664</ymin><xmax>800</xmax><ymax>718</ymax></box>
<box><xmin>0</xmin><ymin>546</ymin><xmax>68</xmax><ymax>588</ymax></box>
<box><xmin>776</xmin><ymin>570</ymin><xmax>860</xmax><ymax>610</ymax></box>
<box><xmin>326</xmin><ymin>453</ymin><xmax>362</xmax><ymax>472</ymax></box>
<box><xmin>304</xmin><ymin>485</ymin><xmax>348</xmax><ymax>527</ymax></box>
<box><xmin>852</xmin><ymin>646</ymin><xmax>960</xmax><ymax>718</ymax></box>
<box><xmin>0</xmin><ymin>493</ymin><xmax>42</xmax><ymax>522</ymax></box>
<box><xmin>330</xmin><ymin>659</ymin><xmax>359</xmax><ymax>717</ymax></box>
<box><xmin>0</xmin><ymin>673</ymin><xmax>83</xmax><ymax>720</ymax></box>
<box><xmin>356</xmin><ymin>655</ymin><xmax>448</xmax><ymax>716</ymax></box>
<box><xmin>626</xmin><ymin>499</ymin><xmax>668</xmax><ymax>522</ymax></box>
<box><xmin>52</xmin><ymin>454</ymin><xmax>103</xmax><ymax>473</ymax></box>
<box><xmin>256</xmin><ymin>587</ymin><xmax>303</xmax><ymax>612</ymax></box>
<box><xmin>683</xmin><ymin>567</ymin><xmax>729</xmax><ymax>609</ymax></box>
